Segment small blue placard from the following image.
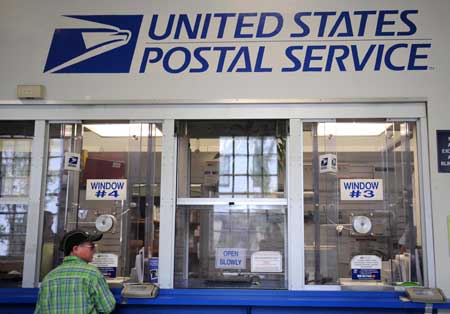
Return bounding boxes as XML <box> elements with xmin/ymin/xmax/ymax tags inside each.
<box><xmin>149</xmin><ymin>257</ymin><xmax>158</xmax><ymax>283</ymax></box>
<box><xmin>437</xmin><ymin>130</ymin><xmax>450</xmax><ymax>173</ymax></box>
<box><xmin>98</xmin><ymin>267</ymin><xmax>117</xmax><ymax>278</ymax></box>
<box><xmin>352</xmin><ymin>268</ymin><xmax>381</xmax><ymax>280</ymax></box>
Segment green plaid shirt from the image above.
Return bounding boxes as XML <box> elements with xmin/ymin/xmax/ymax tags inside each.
<box><xmin>35</xmin><ymin>256</ymin><xmax>116</xmax><ymax>314</ymax></box>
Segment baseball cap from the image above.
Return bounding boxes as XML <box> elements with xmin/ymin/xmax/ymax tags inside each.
<box><xmin>60</xmin><ymin>230</ymin><xmax>103</xmax><ymax>256</ymax></box>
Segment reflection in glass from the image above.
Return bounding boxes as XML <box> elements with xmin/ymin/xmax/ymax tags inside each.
<box><xmin>0</xmin><ymin>204</ymin><xmax>28</xmax><ymax>286</ymax></box>
<box><xmin>263</xmin><ymin>176</ymin><xmax>278</xmax><ymax>194</ymax></box>
<box><xmin>219</xmin><ymin>137</ymin><xmax>233</xmax><ymax>155</ymax></box>
<box><xmin>249</xmin><ymin>156</ymin><xmax>263</xmax><ymax>175</ymax></box>
<box><xmin>177</xmin><ymin>120</ymin><xmax>287</xmax><ymax>198</ymax></box>
<box><xmin>0</xmin><ymin>138</ymin><xmax>32</xmax><ymax>197</ymax></box>
<box><xmin>218</xmin><ymin>176</ymin><xmax>232</xmax><ymax>193</ymax></box>
<box><xmin>233</xmin><ymin>176</ymin><xmax>248</xmax><ymax>193</ymax></box>
<box><xmin>231</xmin><ymin>156</ymin><xmax>244</xmax><ymax>174</ymax></box>
<box><xmin>234</xmin><ymin>137</ymin><xmax>248</xmax><ymax>155</ymax></box>
<box><xmin>249</xmin><ymin>176</ymin><xmax>262</xmax><ymax>193</ymax></box>
<box><xmin>249</xmin><ymin>137</ymin><xmax>262</xmax><ymax>154</ymax></box>
<box><xmin>263</xmin><ymin>137</ymin><xmax>277</xmax><ymax>154</ymax></box>
<box><xmin>47</xmin><ymin>157</ymin><xmax>64</xmax><ymax>172</ymax></box>
<box><xmin>0</xmin><ymin>121</ymin><xmax>33</xmax><ymax>287</ymax></box>
<box><xmin>219</xmin><ymin>156</ymin><xmax>232</xmax><ymax>175</ymax></box>
<box><xmin>264</xmin><ymin>156</ymin><xmax>278</xmax><ymax>175</ymax></box>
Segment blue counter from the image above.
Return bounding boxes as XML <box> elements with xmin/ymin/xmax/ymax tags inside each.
<box><xmin>1</xmin><ymin>288</ymin><xmax>449</xmax><ymax>314</ymax></box>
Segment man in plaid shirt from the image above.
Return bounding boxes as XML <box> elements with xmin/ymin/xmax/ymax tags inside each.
<box><xmin>35</xmin><ymin>230</ymin><xmax>116</xmax><ymax>314</ymax></box>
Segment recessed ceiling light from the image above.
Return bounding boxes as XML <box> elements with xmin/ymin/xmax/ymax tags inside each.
<box><xmin>317</xmin><ymin>123</ymin><xmax>390</xmax><ymax>136</ymax></box>
<box><xmin>84</xmin><ymin>124</ymin><xmax>162</xmax><ymax>137</ymax></box>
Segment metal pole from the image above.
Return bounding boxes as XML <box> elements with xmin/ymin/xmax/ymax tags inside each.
<box><xmin>312</xmin><ymin>123</ymin><xmax>321</xmax><ymax>283</ymax></box>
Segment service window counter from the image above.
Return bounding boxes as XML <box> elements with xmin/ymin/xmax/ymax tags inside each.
<box><xmin>174</xmin><ymin>120</ymin><xmax>288</xmax><ymax>289</ymax></box>
<box><xmin>37</xmin><ymin>122</ymin><xmax>163</xmax><ymax>284</ymax></box>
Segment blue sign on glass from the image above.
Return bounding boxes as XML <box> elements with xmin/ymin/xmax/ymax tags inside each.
<box><xmin>149</xmin><ymin>257</ymin><xmax>158</xmax><ymax>283</ymax></box>
<box><xmin>352</xmin><ymin>268</ymin><xmax>381</xmax><ymax>280</ymax></box>
<box><xmin>98</xmin><ymin>267</ymin><xmax>117</xmax><ymax>278</ymax></box>
<box><xmin>437</xmin><ymin>130</ymin><xmax>450</xmax><ymax>173</ymax></box>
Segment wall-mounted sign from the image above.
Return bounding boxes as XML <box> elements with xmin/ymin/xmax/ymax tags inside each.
<box><xmin>251</xmin><ymin>251</ymin><xmax>282</xmax><ymax>273</ymax></box>
<box><xmin>86</xmin><ymin>179</ymin><xmax>127</xmax><ymax>200</ymax></box>
<box><xmin>90</xmin><ymin>253</ymin><xmax>118</xmax><ymax>278</ymax></box>
<box><xmin>437</xmin><ymin>130</ymin><xmax>450</xmax><ymax>173</ymax></box>
<box><xmin>351</xmin><ymin>255</ymin><xmax>381</xmax><ymax>280</ymax></box>
<box><xmin>64</xmin><ymin>152</ymin><xmax>81</xmax><ymax>171</ymax></box>
<box><xmin>319</xmin><ymin>153</ymin><xmax>337</xmax><ymax>173</ymax></box>
<box><xmin>44</xmin><ymin>11</ymin><xmax>431</xmax><ymax>75</ymax></box>
<box><xmin>215</xmin><ymin>248</ymin><xmax>246</xmax><ymax>269</ymax></box>
<box><xmin>340</xmin><ymin>179</ymin><xmax>383</xmax><ymax>201</ymax></box>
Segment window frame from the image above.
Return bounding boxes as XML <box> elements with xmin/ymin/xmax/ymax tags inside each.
<box><xmin>165</xmin><ymin>114</ymin><xmax>433</xmax><ymax>290</ymax></box>
<box><xmin>1</xmin><ymin>102</ymin><xmax>432</xmax><ymax>290</ymax></box>
<box><xmin>172</xmin><ymin>120</ymin><xmax>290</xmax><ymax>289</ymax></box>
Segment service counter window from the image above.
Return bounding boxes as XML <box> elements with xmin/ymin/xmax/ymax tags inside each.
<box><xmin>174</xmin><ymin>204</ymin><xmax>287</xmax><ymax>288</ymax></box>
<box><xmin>303</xmin><ymin>120</ymin><xmax>423</xmax><ymax>287</ymax></box>
<box><xmin>39</xmin><ymin>122</ymin><xmax>162</xmax><ymax>284</ymax></box>
<box><xmin>174</xmin><ymin>120</ymin><xmax>288</xmax><ymax>288</ymax></box>
<box><xmin>0</xmin><ymin>121</ymin><xmax>34</xmax><ymax>287</ymax></box>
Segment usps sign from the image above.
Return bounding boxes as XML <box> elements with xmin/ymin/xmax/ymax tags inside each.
<box><xmin>215</xmin><ymin>248</ymin><xmax>246</xmax><ymax>269</ymax></box>
<box><xmin>340</xmin><ymin>179</ymin><xmax>383</xmax><ymax>201</ymax></box>
<box><xmin>64</xmin><ymin>152</ymin><xmax>81</xmax><ymax>171</ymax></box>
<box><xmin>319</xmin><ymin>154</ymin><xmax>337</xmax><ymax>173</ymax></box>
<box><xmin>86</xmin><ymin>179</ymin><xmax>127</xmax><ymax>200</ymax></box>
<box><xmin>351</xmin><ymin>255</ymin><xmax>382</xmax><ymax>280</ymax></box>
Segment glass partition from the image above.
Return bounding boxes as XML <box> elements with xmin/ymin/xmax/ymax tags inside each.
<box><xmin>175</xmin><ymin>119</ymin><xmax>288</xmax><ymax>289</ymax></box>
<box><xmin>40</xmin><ymin>122</ymin><xmax>162</xmax><ymax>283</ymax></box>
<box><xmin>174</xmin><ymin>204</ymin><xmax>287</xmax><ymax>288</ymax></box>
<box><xmin>303</xmin><ymin>120</ymin><xmax>423</xmax><ymax>287</ymax></box>
<box><xmin>0</xmin><ymin>121</ymin><xmax>34</xmax><ymax>287</ymax></box>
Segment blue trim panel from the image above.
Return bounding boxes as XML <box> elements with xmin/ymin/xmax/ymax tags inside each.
<box><xmin>0</xmin><ymin>288</ymin><xmax>449</xmax><ymax>314</ymax></box>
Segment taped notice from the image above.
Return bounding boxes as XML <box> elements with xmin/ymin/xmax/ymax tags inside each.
<box><xmin>90</xmin><ymin>253</ymin><xmax>118</xmax><ymax>278</ymax></box>
<box><xmin>251</xmin><ymin>251</ymin><xmax>282</xmax><ymax>273</ymax></box>
<box><xmin>351</xmin><ymin>255</ymin><xmax>381</xmax><ymax>280</ymax></box>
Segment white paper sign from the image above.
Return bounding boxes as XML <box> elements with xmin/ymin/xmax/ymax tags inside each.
<box><xmin>215</xmin><ymin>248</ymin><xmax>246</xmax><ymax>269</ymax></box>
<box><xmin>90</xmin><ymin>253</ymin><xmax>118</xmax><ymax>278</ymax></box>
<box><xmin>319</xmin><ymin>153</ymin><xmax>337</xmax><ymax>173</ymax></box>
<box><xmin>251</xmin><ymin>251</ymin><xmax>282</xmax><ymax>273</ymax></box>
<box><xmin>64</xmin><ymin>152</ymin><xmax>81</xmax><ymax>171</ymax></box>
<box><xmin>340</xmin><ymin>179</ymin><xmax>383</xmax><ymax>201</ymax></box>
<box><xmin>86</xmin><ymin>179</ymin><xmax>127</xmax><ymax>200</ymax></box>
<box><xmin>91</xmin><ymin>253</ymin><xmax>118</xmax><ymax>268</ymax></box>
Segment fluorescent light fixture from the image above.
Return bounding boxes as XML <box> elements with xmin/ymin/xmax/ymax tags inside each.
<box><xmin>317</xmin><ymin>123</ymin><xmax>390</xmax><ymax>136</ymax></box>
<box><xmin>84</xmin><ymin>124</ymin><xmax>162</xmax><ymax>137</ymax></box>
